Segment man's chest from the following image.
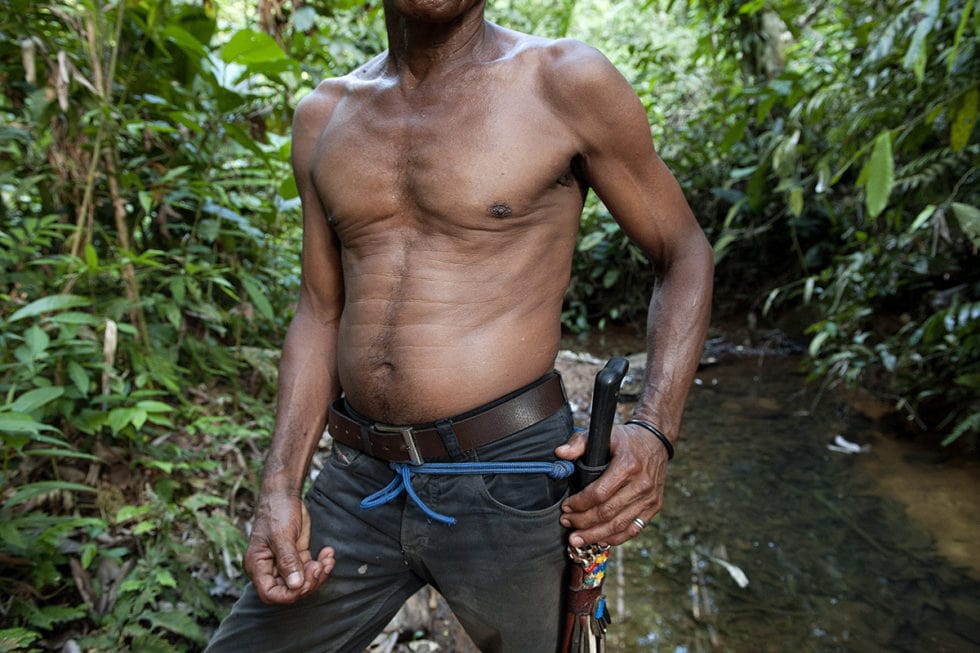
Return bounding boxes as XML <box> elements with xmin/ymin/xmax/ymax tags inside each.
<box><xmin>309</xmin><ymin>86</ymin><xmax>583</xmax><ymax>232</ymax></box>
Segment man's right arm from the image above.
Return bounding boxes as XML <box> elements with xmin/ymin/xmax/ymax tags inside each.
<box><xmin>242</xmin><ymin>85</ymin><xmax>346</xmax><ymax>605</ymax></box>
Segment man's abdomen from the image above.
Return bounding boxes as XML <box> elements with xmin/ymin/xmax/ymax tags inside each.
<box><xmin>336</xmin><ymin>295</ymin><xmax>562</xmax><ymax>424</ymax></box>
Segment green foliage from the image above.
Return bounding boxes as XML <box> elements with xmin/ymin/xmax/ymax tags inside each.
<box><xmin>2</xmin><ymin>0</ymin><xmax>978</xmax><ymax>648</ymax></box>
<box><xmin>564</xmin><ymin>198</ymin><xmax>654</xmax><ymax>332</ymax></box>
<box><xmin>0</xmin><ymin>0</ymin><xmax>290</xmax><ymax>647</ymax></box>
<box><xmin>734</xmin><ymin>0</ymin><xmax>979</xmax><ymax>445</ymax></box>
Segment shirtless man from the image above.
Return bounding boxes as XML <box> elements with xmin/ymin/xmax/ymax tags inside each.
<box><xmin>206</xmin><ymin>1</ymin><xmax>712</xmax><ymax>651</ymax></box>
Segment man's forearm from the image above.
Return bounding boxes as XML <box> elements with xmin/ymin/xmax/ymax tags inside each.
<box><xmin>261</xmin><ymin>306</ymin><xmax>342</xmax><ymax>495</ymax></box>
<box><xmin>633</xmin><ymin>239</ymin><xmax>713</xmax><ymax>441</ymax></box>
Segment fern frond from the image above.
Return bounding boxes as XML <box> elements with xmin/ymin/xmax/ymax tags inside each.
<box><xmin>894</xmin><ymin>145</ymin><xmax>977</xmax><ymax>193</ymax></box>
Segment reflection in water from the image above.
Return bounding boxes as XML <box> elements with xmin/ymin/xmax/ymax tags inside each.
<box><xmin>562</xmin><ymin>350</ymin><xmax>980</xmax><ymax>653</ymax></box>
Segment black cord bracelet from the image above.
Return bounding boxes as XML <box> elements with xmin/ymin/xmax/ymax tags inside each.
<box><xmin>625</xmin><ymin>419</ymin><xmax>675</xmax><ymax>460</ymax></box>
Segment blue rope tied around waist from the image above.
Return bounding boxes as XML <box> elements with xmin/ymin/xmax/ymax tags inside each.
<box><xmin>360</xmin><ymin>459</ymin><xmax>575</xmax><ymax>525</ymax></box>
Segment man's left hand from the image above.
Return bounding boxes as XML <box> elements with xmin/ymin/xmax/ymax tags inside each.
<box><xmin>555</xmin><ymin>422</ymin><xmax>670</xmax><ymax>547</ymax></box>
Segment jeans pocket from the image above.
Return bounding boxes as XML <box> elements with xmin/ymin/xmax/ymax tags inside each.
<box><xmin>476</xmin><ymin>406</ymin><xmax>573</xmax><ymax>513</ymax></box>
<box><xmin>481</xmin><ymin>471</ymin><xmax>569</xmax><ymax>512</ymax></box>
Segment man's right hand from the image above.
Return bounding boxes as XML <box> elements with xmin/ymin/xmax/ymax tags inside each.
<box><xmin>243</xmin><ymin>491</ymin><xmax>335</xmax><ymax>605</ymax></box>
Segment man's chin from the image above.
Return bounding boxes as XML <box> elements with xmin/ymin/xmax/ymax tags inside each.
<box><xmin>389</xmin><ymin>0</ymin><xmax>484</xmax><ymax>24</ymax></box>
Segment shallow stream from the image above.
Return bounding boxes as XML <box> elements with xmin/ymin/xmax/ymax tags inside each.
<box><xmin>574</xmin><ymin>349</ymin><xmax>980</xmax><ymax>652</ymax></box>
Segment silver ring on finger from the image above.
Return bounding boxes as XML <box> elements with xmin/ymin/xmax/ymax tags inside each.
<box><xmin>632</xmin><ymin>517</ymin><xmax>646</xmax><ymax>530</ymax></box>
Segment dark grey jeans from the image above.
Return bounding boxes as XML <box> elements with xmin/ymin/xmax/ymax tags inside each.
<box><xmin>205</xmin><ymin>401</ymin><xmax>574</xmax><ymax>653</ymax></box>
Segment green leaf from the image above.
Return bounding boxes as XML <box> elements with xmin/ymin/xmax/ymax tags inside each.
<box><xmin>145</xmin><ymin>609</ymin><xmax>207</xmax><ymax>644</ymax></box>
<box><xmin>240</xmin><ymin>275</ymin><xmax>275</xmax><ymax>321</ymax></box>
<box><xmin>163</xmin><ymin>24</ymin><xmax>208</xmax><ymax>59</ymax></box>
<box><xmin>0</xmin><ymin>628</ymin><xmax>41</xmax><ymax>650</ymax></box>
<box><xmin>220</xmin><ymin>29</ymin><xmax>286</xmax><ymax>65</ymax></box>
<box><xmin>8</xmin><ymin>294</ymin><xmax>91</xmax><ymax>322</ymax></box>
<box><xmin>182</xmin><ymin>493</ymin><xmax>227</xmax><ymax>511</ymax></box>
<box><xmin>145</xmin><ymin>460</ymin><xmax>174</xmax><ymax>474</ymax></box>
<box><xmin>20</xmin><ymin>605</ymin><xmax>87</xmax><ymax>631</ymax></box>
<box><xmin>198</xmin><ymin>218</ymin><xmax>220</xmax><ymax>243</ymax></box>
<box><xmin>116</xmin><ymin>504</ymin><xmax>153</xmax><ymax>523</ymax></box>
<box><xmin>107</xmin><ymin>407</ymin><xmax>146</xmax><ymax>435</ymax></box>
<box><xmin>24</xmin><ymin>448</ymin><xmax>99</xmax><ymax>461</ymax></box>
<box><xmin>23</xmin><ymin>325</ymin><xmax>49</xmax><ymax>358</ymax></box>
<box><xmin>68</xmin><ymin>361</ymin><xmax>90</xmax><ymax>395</ymax></box>
<box><xmin>577</xmin><ymin>231</ymin><xmax>605</xmax><ymax>251</ymax></box>
<box><xmin>84</xmin><ymin>243</ymin><xmax>99</xmax><ymax>269</ymax></box>
<box><xmin>136</xmin><ymin>400</ymin><xmax>173</xmax><ymax>413</ymax></box>
<box><xmin>950</xmin><ymin>85</ymin><xmax>978</xmax><ymax>152</ymax></box>
<box><xmin>80</xmin><ymin>542</ymin><xmax>97</xmax><ymax>569</ymax></box>
<box><xmin>862</xmin><ymin>132</ymin><xmax>894</xmax><ymax>219</ymax></box>
<box><xmin>278</xmin><ymin>174</ymin><xmax>298</xmax><ymax>200</ymax></box>
<box><xmin>0</xmin><ymin>519</ymin><xmax>27</xmax><ymax>549</ymax></box>
<box><xmin>0</xmin><ymin>430</ymin><xmax>28</xmax><ymax>451</ymax></box>
<box><xmin>942</xmin><ymin>412</ymin><xmax>980</xmax><ymax>446</ymax></box>
<box><xmin>954</xmin><ymin>373</ymin><xmax>980</xmax><ymax>389</ymax></box>
<box><xmin>738</xmin><ymin>0</ymin><xmax>766</xmax><ymax>15</ymax></box>
<box><xmin>720</xmin><ymin>117</ymin><xmax>748</xmax><ymax>153</ymax></box>
<box><xmin>154</xmin><ymin>568</ymin><xmax>177</xmax><ymax>588</ymax></box>
<box><xmin>8</xmin><ymin>386</ymin><xmax>64</xmax><ymax>413</ymax></box>
<box><xmin>133</xmin><ymin>521</ymin><xmax>157</xmax><ymax>536</ymax></box>
<box><xmin>948</xmin><ymin>0</ymin><xmax>976</xmax><ymax>73</ymax></box>
<box><xmin>803</xmin><ymin>276</ymin><xmax>816</xmax><ymax>304</ymax></box>
<box><xmin>602</xmin><ymin>268</ymin><xmax>620</xmax><ymax>288</ymax></box>
<box><xmin>129</xmin><ymin>634</ymin><xmax>181</xmax><ymax>653</ymax></box>
<box><xmin>951</xmin><ymin>203</ymin><xmax>980</xmax><ymax>247</ymax></box>
<box><xmin>0</xmin><ymin>412</ymin><xmax>57</xmax><ymax>435</ymax></box>
<box><xmin>3</xmin><ymin>481</ymin><xmax>97</xmax><ymax>509</ymax></box>
<box><xmin>788</xmin><ymin>186</ymin><xmax>804</xmax><ymax>217</ymax></box>
<box><xmin>809</xmin><ymin>330</ymin><xmax>831</xmax><ymax>357</ymax></box>
<box><xmin>908</xmin><ymin>204</ymin><xmax>937</xmax><ymax>232</ymax></box>
<box><xmin>712</xmin><ymin>232</ymin><xmax>737</xmax><ymax>265</ymax></box>
<box><xmin>903</xmin><ymin>0</ymin><xmax>939</xmax><ymax>82</ymax></box>
<box><xmin>47</xmin><ymin>311</ymin><xmax>101</xmax><ymax>326</ymax></box>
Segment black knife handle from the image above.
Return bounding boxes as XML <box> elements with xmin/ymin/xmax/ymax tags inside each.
<box><xmin>575</xmin><ymin>357</ymin><xmax>629</xmax><ymax>490</ymax></box>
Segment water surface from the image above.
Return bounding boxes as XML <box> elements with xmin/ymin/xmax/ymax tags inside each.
<box><xmin>563</xmin><ymin>350</ymin><xmax>980</xmax><ymax>653</ymax></box>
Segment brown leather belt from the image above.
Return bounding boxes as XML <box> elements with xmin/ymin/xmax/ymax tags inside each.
<box><xmin>328</xmin><ymin>373</ymin><xmax>566</xmax><ymax>464</ymax></box>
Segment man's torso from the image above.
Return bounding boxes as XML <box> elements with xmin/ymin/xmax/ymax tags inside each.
<box><xmin>308</xmin><ymin>29</ymin><xmax>588</xmax><ymax>422</ymax></box>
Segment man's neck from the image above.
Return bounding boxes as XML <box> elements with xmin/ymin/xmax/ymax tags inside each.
<box><xmin>383</xmin><ymin>3</ymin><xmax>491</xmax><ymax>86</ymax></box>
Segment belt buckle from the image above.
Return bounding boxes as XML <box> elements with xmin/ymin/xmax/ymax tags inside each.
<box><xmin>374</xmin><ymin>423</ymin><xmax>424</xmax><ymax>465</ymax></box>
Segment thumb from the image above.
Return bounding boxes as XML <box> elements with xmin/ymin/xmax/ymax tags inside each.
<box><xmin>271</xmin><ymin>536</ymin><xmax>304</xmax><ymax>589</ymax></box>
<box><xmin>555</xmin><ymin>429</ymin><xmax>587</xmax><ymax>460</ymax></box>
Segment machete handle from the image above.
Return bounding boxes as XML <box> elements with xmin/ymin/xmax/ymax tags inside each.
<box><xmin>575</xmin><ymin>356</ymin><xmax>629</xmax><ymax>491</ymax></box>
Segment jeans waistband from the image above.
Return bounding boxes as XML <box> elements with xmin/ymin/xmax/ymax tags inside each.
<box><xmin>327</xmin><ymin>372</ymin><xmax>567</xmax><ymax>464</ymax></box>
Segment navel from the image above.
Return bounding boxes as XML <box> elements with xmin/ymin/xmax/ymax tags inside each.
<box><xmin>487</xmin><ymin>202</ymin><xmax>513</xmax><ymax>219</ymax></box>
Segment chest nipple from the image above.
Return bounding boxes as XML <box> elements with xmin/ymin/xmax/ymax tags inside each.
<box><xmin>487</xmin><ymin>202</ymin><xmax>513</xmax><ymax>219</ymax></box>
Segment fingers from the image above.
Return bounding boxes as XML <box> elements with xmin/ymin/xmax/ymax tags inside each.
<box><xmin>560</xmin><ymin>423</ymin><xmax>669</xmax><ymax>547</ymax></box>
<box><xmin>560</xmin><ymin>471</ymin><xmax>661</xmax><ymax>547</ymax></box>
<box><xmin>555</xmin><ymin>429</ymin><xmax>587</xmax><ymax>460</ymax></box>
<box><xmin>244</xmin><ymin>499</ymin><xmax>335</xmax><ymax>605</ymax></box>
<box><xmin>248</xmin><ymin>538</ymin><xmax>335</xmax><ymax>605</ymax></box>
<box><xmin>565</xmin><ymin>496</ymin><xmax>660</xmax><ymax>547</ymax></box>
<box><xmin>267</xmin><ymin>529</ymin><xmax>307</xmax><ymax>590</ymax></box>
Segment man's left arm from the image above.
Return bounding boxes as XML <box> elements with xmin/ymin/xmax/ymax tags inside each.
<box><xmin>549</xmin><ymin>42</ymin><xmax>714</xmax><ymax>548</ymax></box>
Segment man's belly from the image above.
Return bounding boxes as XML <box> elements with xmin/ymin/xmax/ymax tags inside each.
<box><xmin>336</xmin><ymin>303</ymin><xmax>561</xmax><ymax>424</ymax></box>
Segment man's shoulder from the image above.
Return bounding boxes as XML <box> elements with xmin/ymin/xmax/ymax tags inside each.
<box><xmin>294</xmin><ymin>53</ymin><xmax>387</xmax><ymax>125</ymax></box>
<box><xmin>497</xmin><ymin>32</ymin><xmax>622</xmax><ymax>101</ymax></box>
<box><xmin>505</xmin><ymin>34</ymin><xmax>644</xmax><ymax>145</ymax></box>
<box><xmin>533</xmin><ymin>38</ymin><xmax>622</xmax><ymax>97</ymax></box>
